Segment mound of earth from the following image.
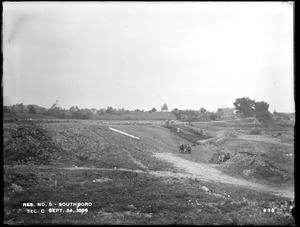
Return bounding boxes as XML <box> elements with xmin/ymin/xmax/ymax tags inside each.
<box><xmin>210</xmin><ymin>152</ymin><xmax>231</xmax><ymax>164</ymax></box>
<box><xmin>220</xmin><ymin>153</ymin><xmax>292</xmax><ymax>187</ymax></box>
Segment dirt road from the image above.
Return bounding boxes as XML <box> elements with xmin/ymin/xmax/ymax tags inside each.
<box><xmin>5</xmin><ymin>154</ymin><xmax>294</xmax><ymax>200</ymax></box>
<box><xmin>154</xmin><ymin>152</ymin><xmax>294</xmax><ymax>199</ymax></box>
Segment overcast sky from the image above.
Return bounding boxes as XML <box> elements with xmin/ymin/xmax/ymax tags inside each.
<box><xmin>3</xmin><ymin>2</ymin><xmax>294</xmax><ymax>112</ymax></box>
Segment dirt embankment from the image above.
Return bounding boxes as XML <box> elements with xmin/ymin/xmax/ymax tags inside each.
<box><xmin>154</xmin><ymin>152</ymin><xmax>294</xmax><ymax>199</ymax></box>
<box><xmin>4</xmin><ymin>121</ymin><xmax>294</xmax><ymax>200</ymax></box>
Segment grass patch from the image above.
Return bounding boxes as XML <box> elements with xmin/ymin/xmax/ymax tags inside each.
<box><xmin>91</xmin><ymin>112</ymin><xmax>175</xmax><ymax>120</ymax></box>
<box><xmin>249</xmin><ymin>128</ymin><xmax>262</xmax><ymax>135</ymax></box>
<box><xmin>3</xmin><ymin>122</ymin><xmax>63</xmax><ymax>165</ymax></box>
<box><xmin>4</xmin><ymin>112</ymin><xmax>58</xmax><ymax>120</ymax></box>
<box><xmin>4</xmin><ymin>166</ymin><xmax>295</xmax><ymax>225</ymax></box>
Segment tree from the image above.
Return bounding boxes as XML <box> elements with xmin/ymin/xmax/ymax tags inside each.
<box><xmin>28</xmin><ymin>105</ymin><xmax>37</xmax><ymax>114</ymax></box>
<box><xmin>209</xmin><ymin>113</ymin><xmax>218</xmax><ymax>121</ymax></box>
<box><xmin>233</xmin><ymin>97</ymin><xmax>255</xmax><ymax>117</ymax></box>
<box><xmin>161</xmin><ymin>104</ymin><xmax>168</xmax><ymax>112</ymax></box>
<box><xmin>3</xmin><ymin>106</ymin><xmax>11</xmax><ymax>113</ymax></box>
<box><xmin>47</xmin><ymin>107</ymin><xmax>66</xmax><ymax>118</ymax></box>
<box><xmin>116</xmin><ymin>109</ymin><xmax>123</xmax><ymax>116</ymax></box>
<box><xmin>254</xmin><ymin>101</ymin><xmax>269</xmax><ymax>112</ymax></box>
<box><xmin>82</xmin><ymin>110</ymin><xmax>92</xmax><ymax>120</ymax></box>
<box><xmin>18</xmin><ymin>103</ymin><xmax>25</xmax><ymax>113</ymax></box>
<box><xmin>71</xmin><ymin>110</ymin><xmax>83</xmax><ymax>119</ymax></box>
<box><xmin>149</xmin><ymin>108</ymin><xmax>157</xmax><ymax>113</ymax></box>
<box><xmin>171</xmin><ymin>108</ymin><xmax>183</xmax><ymax>120</ymax></box>
<box><xmin>254</xmin><ymin>101</ymin><xmax>272</xmax><ymax>122</ymax></box>
<box><xmin>11</xmin><ymin>103</ymin><xmax>24</xmax><ymax>113</ymax></box>
<box><xmin>200</xmin><ymin>107</ymin><xmax>207</xmax><ymax>113</ymax></box>
<box><xmin>255</xmin><ymin>111</ymin><xmax>272</xmax><ymax>122</ymax></box>
<box><xmin>185</xmin><ymin>110</ymin><xmax>198</xmax><ymax>121</ymax></box>
<box><xmin>106</xmin><ymin>106</ymin><xmax>115</xmax><ymax>114</ymax></box>
<box><xmin>97</xmin><ymin>109</ymin><xmax>105</xmax><ymax>115</ymax></box>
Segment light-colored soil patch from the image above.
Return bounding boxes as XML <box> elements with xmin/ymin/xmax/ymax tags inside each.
<box><xmin>154</xmin><ymin>152</ymin><xmax>294</xmax><ymax>199</ymax></box>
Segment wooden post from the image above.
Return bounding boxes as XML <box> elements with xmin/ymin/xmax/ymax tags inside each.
<box><xmin>109</xmin><ymin>127</ymin><xmax>140</xmax><ymax>140</ymax></box>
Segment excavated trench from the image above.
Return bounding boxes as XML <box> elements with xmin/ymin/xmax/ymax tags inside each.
<box><xmin>162</xmin><ymin>124</ymin><xmax>213</xmax><ymax>144</ymax></box>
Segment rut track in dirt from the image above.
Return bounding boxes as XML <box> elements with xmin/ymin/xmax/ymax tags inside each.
<box><xmin>5</xmin><ymin>158</ymin><xmax>294</xmax><ymax>199</ymax></box>
<box><xmin>153</xmin><ymin>152</ymin><xmax>294</xmax><ymax>199</ymax></box>
<box><xmin>4</xmin><ymin>165</ymin><xmax>199</xmax><ymax>181</ymax></box>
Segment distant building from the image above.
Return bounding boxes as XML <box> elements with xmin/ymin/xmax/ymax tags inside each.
<box><xmin>50</xmin><ymin>100</ymin><xmax>62</xmax><ymax>110</ymax></box>
<box><xmin>217</xmin><ymin>108</ymin><xmax>235</xmax><ymax>119</ymax></box>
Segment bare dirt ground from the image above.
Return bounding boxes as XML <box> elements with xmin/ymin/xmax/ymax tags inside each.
<box><xmin>3</xmin><ymin>119</ymin><xmax>295</xmax><ymax>225</ymax></box>
<box><xmin>8</xmin><ymin>161</ymin><xmax>292</xmax><ymax>198</ymax></box>
<box><xmin>153</xmin><ymin>152</ymin><xmax>294</xmax><ymax>199</ymax></box>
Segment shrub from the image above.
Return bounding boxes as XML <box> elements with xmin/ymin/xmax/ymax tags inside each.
<box><xmin>224</xmin><ymin>129</ymin><xmax>237</xmax><ymax>138</ymax></box>
<box><xmin>71</xmin><ymin>110</ymin><xmax>83</xmax><ymax>119</ymax></box>
<box><xmin>210</xmin><ymin>152</ymin><xmax>231</xmax><ymax>164</ymax></box>
<box><xmin>209</xmin><ymin>113</ymin><xmax>218</xmax><ymax>121</ymax></box>
<box><xmin>97</xmin><ymin>109</ymin><xmax>105</xmax><ymax>115</ymax></box>
<box><xmin>249</xmin><ymin>128</ymin><xmax>262</xmax><ymax>135</ymax></box>
<box><xmin>149</xmin><ymin>108</ymin><xmax>157</xmax><ymax>113</ymax></box>
<box><xmin>255</xmin><ymin>110</ymin><xmax>272</xmax><ymax>123</ymax></box>
<box><xmin>28</xmin><ymin>105</ymin><xmax>37</xmax><ymax>114</ymax></box>
<box><xmin>47</xmin><ymin>108</ymin><xmax>66</xmax><ymax>118</ymax></box>
<box><xmin>82</xmin><ymin>112</ymin><xmax>91</xmax><ymax>120</ymax></box>
<box><xmin>3</xmin><ymin>106</ymin><xmax>11</xmax><ymax>113</ymax></box>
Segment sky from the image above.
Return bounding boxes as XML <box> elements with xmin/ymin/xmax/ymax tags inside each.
<box><xmin>3</xmin><ymin>2</ymin><xmax>294</xmax><ymax>112</ymax></box>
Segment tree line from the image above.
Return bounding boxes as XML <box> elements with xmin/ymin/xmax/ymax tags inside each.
<box><xmin>2</xmin><ymin>98</ymin><xmax>276</xmax><ymax>122</ymax></box>
<box><xmin>233</xmin><ymin>97</ymin><xmax>272</xmax><ymax>122</ymax></box>
<box><xmin>170</xmin><ymin>97</ymin><xmax>273</xmax><ymax>123</ymax></box>
<box><xmin>3</xmin><ymin>103</ymin><xmax>170</xmax><ymax>120</ymax></box>
<box><xmin>171</xmin><ymin>108</ymin><xmax>218</xmax><ymax>121</ymax></box>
